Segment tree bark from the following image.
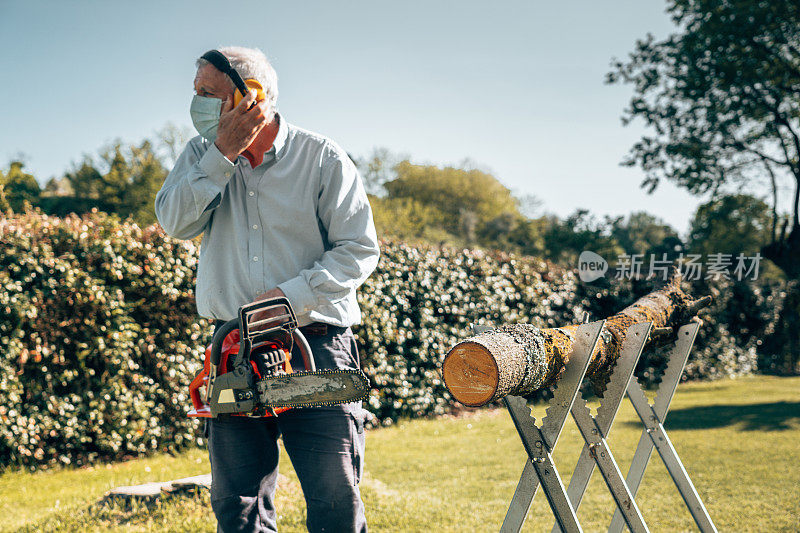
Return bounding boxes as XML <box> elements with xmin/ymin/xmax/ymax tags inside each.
<box><xmin>441</xmin><ymin>269</ymin><xmax>711</xmax><ymax>407</ymax></box>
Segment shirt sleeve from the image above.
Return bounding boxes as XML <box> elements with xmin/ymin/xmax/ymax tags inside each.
<box><xmin>278</xmin><ymin>143</ymin><xmax>380</xmax><ymax>314</ymax></box>
<box><xmin>154</xmin><ymin>140</ymin><xmax>236</xmax><ymax>240</ymax></box>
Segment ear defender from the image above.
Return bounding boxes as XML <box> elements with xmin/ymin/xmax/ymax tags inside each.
<box><xmin>233</xmin><ymin>79</ymin><xmax>266</xmax><ymax>108</ymax></box>
<box><xmin>199</xmin><ymin>50</ymin><xmax>266</xmax><ymax>108</ymax></box>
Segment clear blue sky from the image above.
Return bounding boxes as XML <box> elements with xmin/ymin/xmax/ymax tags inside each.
<box><xmin>0</xmin><ymin>0</ymin><xmax>704</xmax><ymax>233</ymax></box>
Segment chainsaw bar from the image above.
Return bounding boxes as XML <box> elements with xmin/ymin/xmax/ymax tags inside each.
<box><xmin>256</xmin><ymin>369</ymin><xmax>370</xmax><ymax>408</ymax></box>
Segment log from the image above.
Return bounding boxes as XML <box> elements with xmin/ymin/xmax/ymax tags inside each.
<box><xmin>441</xmin><ymin>268</ymin><xmax>710</xmax><ymax>406</ymax></box>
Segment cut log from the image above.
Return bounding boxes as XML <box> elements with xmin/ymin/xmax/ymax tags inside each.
<box><xmin>441</xmin><ymin>268</ymin><xmax>710</xmax><ymax>407</ymax></box>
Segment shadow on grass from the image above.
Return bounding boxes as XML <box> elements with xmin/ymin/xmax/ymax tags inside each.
<box><xmin>623</xmin><ymin>401</ymin><xmax>800</xmax><ymax>431</ymax></box>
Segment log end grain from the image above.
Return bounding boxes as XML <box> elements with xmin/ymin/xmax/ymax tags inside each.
<box><xmin>441</xmin><ymin>341</ymin><xmax>498</xmax><ymax>406</ymax></box>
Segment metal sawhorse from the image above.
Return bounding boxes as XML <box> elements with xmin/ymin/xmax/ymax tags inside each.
<box><xmin>476</xmin><ymin>320</ymin><xmax>717</xmax><ymax>532</ymax></box>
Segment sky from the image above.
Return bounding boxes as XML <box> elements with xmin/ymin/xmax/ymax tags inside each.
<box><xmin>0</xmin><ymin>0</ymin><xmax>708</xmax><ymax>234</ymax></box>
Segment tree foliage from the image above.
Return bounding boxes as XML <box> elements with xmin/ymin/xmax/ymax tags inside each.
<box><xmin>356</xmin><ymin>147</ymin><xmax>407</xmax><ymax>197</ymax></box>
<box><xmin>608</xmin><ymin>0</ymin><xmax>800</xmax><ymax>278</ymax></box>
<box><xmin>155</xmin><ymin>123</ymin><xmax>193</xmax><ymax>168</ymax></box>
<box><xmin>1</xmin><ymin>134</ymin><xmax>172</xmax><ymax>226</ymax></box>
<box><xmin>610</xmin><ymin>211</ymin><xmax>683</xmax><ymax>258</ymax></box>
<box><xmin>63</xmin><ymin>141</ymin><xmax>167</xmax><ymax>226</ymax></box>
<box><xmin>385</xmin><ymin>161</ymin><xmax>521</xmax><ymax>242</ymax></box>
<box><xmin>368</xmin><ymin>195</ymin><xmax>452</xmax><ymax>244</ymax></box>
<box><xmin>688</xmin><ymin>194</ymin><xmax>772</xmax><ymax>257</ymax></box>
<box><xmin>360</xmin><ymin>151</ymin><xmax>534</xmax><ymax>248</ymax></box>
<box><xmin>0</xmin><ymin>162</ymin><xmax>41</xmax><ymax>213</ymax></box>
<box><xmin>542</xmin><ymin>210</ymin><xmax>625</xmax><ymax>265</ymax></box>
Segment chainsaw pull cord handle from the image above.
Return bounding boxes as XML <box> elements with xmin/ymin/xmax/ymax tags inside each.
<box><xmin>210</xmin><ymin>318</ymin><xmax>240</xmax><ymax>367</ymax></box>
<box><xmin>292</xmin><ymin>329</ymin><xmax>316</xmax><ymax>372</ymax></box>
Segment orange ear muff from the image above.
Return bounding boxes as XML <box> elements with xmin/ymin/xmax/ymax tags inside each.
<box><xmin>233</xmin><ymin>79</ymin><xmax>266</xmax><ymax>108</ymax></box>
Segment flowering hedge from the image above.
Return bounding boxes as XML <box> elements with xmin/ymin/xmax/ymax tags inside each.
<box><xmin>0</xmin><ymin>210</ymin><xmax>584</xmax><ymax>469</ymax></box>
<box><xmin>0</xmin><ymin>211</ymin><xmax>208</xmax><ymax>470</ymax></box>
<box><xmin>3</xmin><ymin>209</ymin><xmax>786</xmax><ymax>470</ymax></box>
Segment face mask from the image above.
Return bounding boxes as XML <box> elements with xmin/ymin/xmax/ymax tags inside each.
<box><xmin>190</xmin><ymin>95</ymin><xmax>223</xmax><ymax>141</ymax></box>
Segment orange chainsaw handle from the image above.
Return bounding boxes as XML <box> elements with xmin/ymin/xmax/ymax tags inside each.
<box><xmin>188</xmin><ymin>343</ymin><xmax>213</xmax><ymax>415</ymax></box>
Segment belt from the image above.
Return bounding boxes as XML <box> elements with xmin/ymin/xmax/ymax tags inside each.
<box><xmin>299</xmin><ymin>322</ymin><xmax>329</xmax><ymax>336</ymax></box>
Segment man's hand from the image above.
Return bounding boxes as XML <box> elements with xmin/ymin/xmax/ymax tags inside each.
<box><xmin>251</xmin><ymin>287</ymin><xmax>288</xmax><ymax>324</ymax></box>
<box><xmin>255</xmin><ymin>287</ymin><xmax>286</xmax><ymax>303</ymax></box>
<box><xmin>214</xmin><ymin>91</ymin><xmax>269</xmax><ymax>161</ymax></box>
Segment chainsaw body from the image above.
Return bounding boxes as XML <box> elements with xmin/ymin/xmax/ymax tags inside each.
<box><xmin>188</xmin><ymin>297</ymin><xmax>314</xmax><ymax>418</ymax></box>
<box><xmin>188</xmin><ymin>297</ymin><xmax>370</xmax><ymax>418</ymax></box>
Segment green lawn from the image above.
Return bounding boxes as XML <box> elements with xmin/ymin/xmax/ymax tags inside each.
<box><xmin>2</xmin><ymin>375</ymin><xmax>798</xmax><ymax>532</ymax></box>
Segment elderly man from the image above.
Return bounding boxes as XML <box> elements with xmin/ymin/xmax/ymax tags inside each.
<box><xmin>155</xmin><ymin>46</ymin><xmax>379</xmax><ymax>533</ymax></box>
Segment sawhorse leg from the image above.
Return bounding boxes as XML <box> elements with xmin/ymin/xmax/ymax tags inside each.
<box><xmin>555</xmin><ymin>322</ymin><xmax>653</xmax><ymax>533</ymax></box>
<box><xmin>608</xmin><ymin>322</ymin><xmax>718</xmax><ymax>533</ymax></box>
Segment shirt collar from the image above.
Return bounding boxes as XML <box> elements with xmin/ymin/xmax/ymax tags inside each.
<box><xmin>271</xmin><ymin>112</ymin><xmax>289</xmax><ymax>160</ymax></box>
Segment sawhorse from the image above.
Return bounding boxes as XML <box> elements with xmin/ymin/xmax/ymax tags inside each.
<box><xmin>483</xmin><ymin>320</ymin><xmax>717</xmax><ymax>532</ymax></box>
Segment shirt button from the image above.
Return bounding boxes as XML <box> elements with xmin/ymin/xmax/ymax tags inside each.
<box><xmin>253</xmin><ymin>256</ymin><xmax>259</xmax><ymax>262</ymax></box>
<box><xmin>252</xmin><ymin>224</ymin><xmax>258</xmax><ymax>230</ymax></box>
<box><xmin>249</xmin><ymin>191</ymin><xmax>255</xmax><ymax>196</ymax></box>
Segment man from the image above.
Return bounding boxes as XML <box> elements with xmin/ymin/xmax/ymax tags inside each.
<box><xmin>155</xmin><ymin>46</ymin><xmax>379</xmax><ymax>533</ymax></box>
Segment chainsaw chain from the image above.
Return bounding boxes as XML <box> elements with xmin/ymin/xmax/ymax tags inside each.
<box><xmin>257</xmin><ymin>368</ymin><xmax>371</xmax><ymax>409</ymax></box>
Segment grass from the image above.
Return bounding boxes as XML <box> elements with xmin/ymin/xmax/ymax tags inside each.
<box><xmin>2</xmin><ymin>375</ymin><xmax>798</xmax><ymax>532</ymax></box>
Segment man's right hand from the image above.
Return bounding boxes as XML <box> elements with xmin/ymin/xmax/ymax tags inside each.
<box><xmin>214</xmin><ymin>91</ymin><xmax>269</xmax><ymax>161</ymax></box>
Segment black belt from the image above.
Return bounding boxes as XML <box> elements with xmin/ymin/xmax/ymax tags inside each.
<box><xmin>300</xmin><ymin>322</ymin><xmax>329</xmax><ymax>336</ymax></box>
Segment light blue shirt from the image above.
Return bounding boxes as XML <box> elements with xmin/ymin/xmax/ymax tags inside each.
<box><xmin>154</xmin><ymin>114</ymin><xmax>380</xmax><ymax>326</ymax></box>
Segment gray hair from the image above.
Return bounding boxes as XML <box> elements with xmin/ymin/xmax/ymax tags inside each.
<box><xmin>196</xmin><ymin>46</ymin><xmax>279</xmax><ymax>111</ymax></box>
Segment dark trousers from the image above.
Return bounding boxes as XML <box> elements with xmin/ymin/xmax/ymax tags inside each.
<box><xmin>208</xmin><ymin>323</ymin><xmax>368</xmax><ymax>533</ymax></box>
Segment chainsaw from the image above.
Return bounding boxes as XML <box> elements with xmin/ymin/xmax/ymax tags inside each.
<box><xmin>188</xmin><ymin>297</ymin><xmax>370</xmax><ymax>418</ymax></box>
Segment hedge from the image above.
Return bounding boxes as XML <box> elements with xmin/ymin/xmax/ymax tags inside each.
<box><xmin>1</xmin><ymin>209</ymin><xmax>793</xmax><ymax>470</ymax></box>
<box><xmin>1</xmin><ymin>210</ymin><xmax>207</xmax><ymax>470</ymax></box>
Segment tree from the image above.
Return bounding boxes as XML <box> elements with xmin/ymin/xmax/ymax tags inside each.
<box><xmin>123</xmin><ymin>141</ymin><xmax>168</xmax><ymax>225</ymax></box>
<box><xmin>384</xmin><ymin>161</ymin><xmax>520</xmax><ymax>241</ymax></box>
<box><xmin>65</xmin><ymin>158</ymin><xmax>114</xmax><ymax>206</ymax></box>
<box><xmin>354</xmin><ymin>147</ymin><xmax>406</xmax><ymax>197</ymax></box>
<box><xmin>357</xmin><ymin>150</ymin><xmax>552</xmax><ymax>250</ymax></box>
<box><xmin>608</xmin><ymin>0</ymin><xmax>800</xmax><ymax>278</ymax></box>
<box><xmin>610</xmin><ymin>211</ymin><xmax>683</xmax><ymax>259</ymax></box>
<box><xmin>0</xmin><ymin>161</ymin><xmax>40</xmax><ymax>212</ymax></box>
<box><xmin>368</xmin><ymin>195</ymin><xmax>451</xmax><ymax>244</ymax></box>
<box><xmin>478</xmin><ymin>213</ymin><xmax>548</xmax><ymax>257</ymax></box>
<box><xmin>43</xmin><ymin>177</ymin><xmax>67</xmax><ymax>195</ymax></box>
<box><xmin>542</xmin><ymin>210</ymin><xmax>624</xmax><ymax>265</ymax></box>
<box><xmin>688</xmin><ymin>194</ymin><xmax>773</xmax><ymax>257</ymax></box>
<box><xmin>62</xmin><ymin>141</ymin><xmax>167</xmax><ymax>225</ymax></box>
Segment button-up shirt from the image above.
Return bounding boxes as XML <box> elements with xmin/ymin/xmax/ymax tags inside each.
<box><xmin>154</xmin><ymin>114</ymin><xmax>380</xmax><ymax>326</ymax></box>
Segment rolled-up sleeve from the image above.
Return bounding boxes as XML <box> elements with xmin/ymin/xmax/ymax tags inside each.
<box><xmin>278</xmin><ymin>144</ymin><xmax>380</xmax><ymax>313</ymax></box>
<box><xmin>154</xmin><ymin>140</ymin><xmax>236</xmax><ymax>240</ymax></box>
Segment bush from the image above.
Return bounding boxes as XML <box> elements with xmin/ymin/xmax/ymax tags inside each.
<box><xmin>0</xmin><ymin>210</ymin><xmax>208</xmax><ymax>470</ymax></box>
<box><xmin>3</xmin><ymin>209</ymin><xmax>793</xmax><ymax>470</ymax></box>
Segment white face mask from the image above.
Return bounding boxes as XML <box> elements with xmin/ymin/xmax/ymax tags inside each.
<box><xmin>190</xmin><ymin>95</ymin><xmax>223</xmax><ymax>141</ymax></box>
